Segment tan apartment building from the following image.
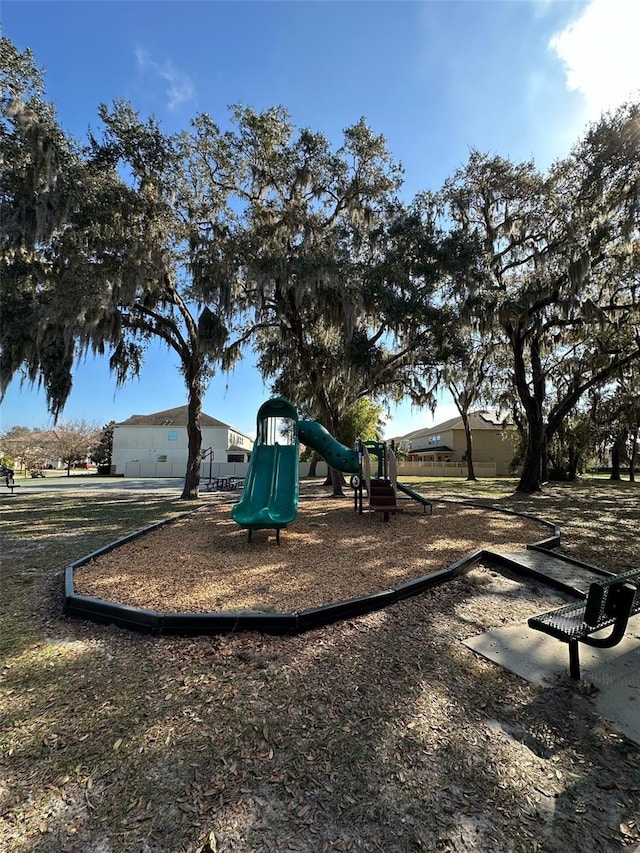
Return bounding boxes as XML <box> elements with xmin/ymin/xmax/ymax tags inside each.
<box><xmin>392</xmin><ymin>411</ymin><xmax>515</xmax><ymax>477</ymax></box>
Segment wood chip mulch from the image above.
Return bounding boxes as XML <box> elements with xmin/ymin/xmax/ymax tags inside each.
<box><xmin>74</xmin><ymin>492</ymin><xmax>551</xmax><ymax>613</ymax></box>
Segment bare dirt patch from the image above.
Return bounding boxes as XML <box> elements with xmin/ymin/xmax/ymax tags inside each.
<box><xmin>74</xmin><ymin>491</ymin><xmax>551</xmax><ymax>612</ymax></box>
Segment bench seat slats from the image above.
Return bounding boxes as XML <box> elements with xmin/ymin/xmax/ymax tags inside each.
<box><xmin>529</xmin><ymin>604</ymin><xmax>593</xmax><ymax>641</ymax></box>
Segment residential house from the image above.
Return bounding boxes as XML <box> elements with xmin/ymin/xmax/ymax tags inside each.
<box><xmin>392</xmin><ymin>411</ymin><xmax>515</xmax><ymax>477</ymax></box>
<box><xmin>112</xmin><ymin>406</ymin><xmax>253</xmax><ymax>479</ymax></box>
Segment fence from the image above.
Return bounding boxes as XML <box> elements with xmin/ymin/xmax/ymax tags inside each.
<box><xmin>123</xmin><ymin>461</ymin><xmax>250</xmax><ymax>479</ymax></box>
<box><xmin>397</xmin><ymin>460</ymin><xmax>497</xmax><ymax>478</ymax></box>
<box><xmin>121</xmin><ymin>459</ymin><xmax>498</xmax><ymax>479</ymax></box>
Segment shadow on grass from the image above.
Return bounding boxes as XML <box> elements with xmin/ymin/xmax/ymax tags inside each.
<box><xmin>2</xmin><ymin>480</ymin><xmax>639</xmax><ymax>852</ymax></box>
<box><xmin>3</xmin><ymin>579</ymin><xmax>639</xmax><ymax>852</ymax></box>
<box><xmin>405</xmin><ymin>477</ymin><xmax>640</xmax><ymax>573</ymax></box>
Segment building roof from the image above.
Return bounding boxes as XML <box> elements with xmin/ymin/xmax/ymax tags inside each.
<box><xmin>116</xmin><ymin>406</ymin><xmax>230</xmax><ymax>430</ymax></box>
<box><xmin>393</xmin><ymin>411</ymin><xmax>504</xmax><ymax>443</ymax></box>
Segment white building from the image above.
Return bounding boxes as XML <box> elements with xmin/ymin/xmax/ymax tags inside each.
<box><xmin>112</xmin><ymin>406</ymin><xmax>253</xmax><ymax>479</ymax></box>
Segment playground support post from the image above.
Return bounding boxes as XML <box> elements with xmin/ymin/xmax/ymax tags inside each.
<box><xmin>352</xmin><ymin>439</ymin><xmax>365</xmax><ymax>515</ymax></box>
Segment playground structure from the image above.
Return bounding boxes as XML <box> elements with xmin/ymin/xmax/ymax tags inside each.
<box><xmin>230</xmin><ymin>398</ymin><xmax>432</xmax><ymax>541</ymax></box>
<box><xmin>355</xmin><ymin>439</ymin><xmax>433</xmax><ymax>521</ymax></box>
<box><xmin>57</xmin><ymin>420</ymin><xmax>638</xmax><ymax>713</ymax></box>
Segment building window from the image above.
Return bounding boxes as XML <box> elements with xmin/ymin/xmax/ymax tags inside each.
<box><xmin>157</xmin><ymin>454</ymin><xmax>167</xmax><ymax>462</ymax></box>
<box><xmin>228</xmin><ymin>454</ymin><xmax>244</xmax><ymax>463</ymax></box>
<box><xmin>230</xmin><ymin>431</ymin><xmax>247</xmax><ymax>448</ymax></box>
<box><xmin>167</xmin><ymin>430</ymin><xmax>178</xmax><ymax>441</ymax></box>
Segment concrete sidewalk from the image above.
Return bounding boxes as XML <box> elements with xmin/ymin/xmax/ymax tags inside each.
<box><xmin>464</xmin><ymin>616</ymin><xmax>640</xmax><ymax>746</ymax></box>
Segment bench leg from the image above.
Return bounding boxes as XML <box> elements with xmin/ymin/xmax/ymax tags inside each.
<box><xmin>569</xmin><ymin>640</ymin><xmax>581</xmax><ymax>680</ymax></box>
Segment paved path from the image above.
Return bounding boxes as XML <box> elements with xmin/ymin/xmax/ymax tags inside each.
<box><xmin>3</xmin><ymin>476</ymin><xmax>188</xmax><ymax>496</ymax></box>
<box><xmin>464</xmin><ymin>616</ymin><xmax>640</xmax><ymax>746</ymax></box>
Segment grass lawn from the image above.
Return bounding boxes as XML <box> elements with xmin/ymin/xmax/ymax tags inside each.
<box><xmin>403</xmin><ymin>475</ymin><xmax>640</xmax><ymax>572</ymax></box>
<box><xmin>1</xmin><ymin>476</ymin><xmax>639</xmax><ymax>852</ymax></box>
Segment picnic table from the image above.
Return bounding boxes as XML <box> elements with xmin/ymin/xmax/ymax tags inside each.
<box><xmin>204</xmin><ymin>477</ymin><xmax>245</xmax><ymax>492</ymax></box>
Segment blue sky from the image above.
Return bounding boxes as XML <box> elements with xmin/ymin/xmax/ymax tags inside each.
<box><xmin>2</xmin><ymin>0</ymin><xmax>639</xmax><ymax>439</ymax></box>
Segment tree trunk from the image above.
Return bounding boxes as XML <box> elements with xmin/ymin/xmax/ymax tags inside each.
<box><xmin>461</xmin><ymin>413</ymin><xmax>476</xmax><ymax>480</ymax></box>
<box><xmin>540</xmin><ymin>434</ymin><xmax>549</xmax><ymax>483</ymax></box>
<box><xmin>629</xmin><ymin>427</ymin><xmax>638</xmax><ymax>482</ymax></box>
<box><xmin>329</xmin><ymin>466</ymin><xmax>345</xmax><ymax>497</ymax></box>
<box><xmin>567</xmin><ymin>445</ymin><xmax>580</xmax><ymax>481</ymax></box>
<box><xmin>610</xmin><ymin>437</ymin><xmax>622</xmax><ymax>482</ymax></box>
<box><xmin>308</xmin><ymin>453</ymin><xmax>320</xmax><ymax>477</ymax></box>
<box><xmin>511</xmin><ymin>330</ymin><xmax>545</xmax><ymax>494</ymax></box>
<box><xmin>315</xmin><ymin>398</ymin><xmax>345</xmax><ymax>497</ymax></box>
<box><xmin>517</xmin><ymin>415</ymin><xmax>545</xmax><ymax>493</ymax></box>
<box><xmin>181</xmin><ymin>375</ymin><xmax>203</xmax><ymax>500</ymax></box>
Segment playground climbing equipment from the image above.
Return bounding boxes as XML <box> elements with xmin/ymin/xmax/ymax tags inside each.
<box><xmin>231</xmin><ymin>398</ymin><xmax>432</xmax><ymax>542</ymax></box>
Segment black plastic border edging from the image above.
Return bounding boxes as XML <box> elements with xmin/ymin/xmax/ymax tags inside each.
<box><xmin>63</xmin><ymin>499</ymin><xmax>559</xmax><ymax>637</ymax></box>
<box><xmin>63</xmin><ymin>549</ymin><xmax>486</xmax><ymax>636</ymax></box>
<box><xmin>296</xmin><ymin>588</ymin><xmax>398</xmax><ymax>633</ymax></box>
<box><xmin>393</xmin><ymin>550</ymin><xmax>483</xmax><ymax>601</ymax></box>
<box><xmin>63</xmin><ymin>586</ymin><xmax>162</xmax><ymax>633</ymax></box>
<box><xmin>432</xmin><ymin>497</ymin><xmax>561</xmax><ymax>550</ymax></box>
<box><xmin>160</xmin><ymin>610</ymin><xmax>299</xmax><ymax>636</ymax></box>
<box><xmin>434</xmin><ymin>497</ymin><xmax>559</xmax><ymax>534</ymax></box>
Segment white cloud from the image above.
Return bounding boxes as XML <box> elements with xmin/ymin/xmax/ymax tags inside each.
<box><xmin>549</xmin><ymin>0</ymin><xmax>640</xmax><ymax>119</ymax></box>
<box><xmin>135</xmin><ymin>47</ymin><xmax>195</xmax><ymax>112</ymax></box>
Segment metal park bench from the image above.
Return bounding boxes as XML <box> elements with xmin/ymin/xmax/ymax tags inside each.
<box><xmin>2</xmin><ymin>465</ymin><xmax>18</xmax><ymax>496</ymax></box>
<box><xmin>528</xmin><ymin>568</ymin><xmax>640</xmax><ymax>680</ymax></box>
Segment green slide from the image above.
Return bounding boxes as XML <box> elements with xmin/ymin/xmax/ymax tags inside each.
<box><xmin>231</xmin><ymin>398</ymin><xmax>300</xmax><ymax>541</ymax></box>
<box><xmin>296</xmin><ymin>420</ymin><xmax>360</xmax><ymax>474</ymax></box>
<box><xmin>231</xmin><ymin>444</ymin><xmax>299</xmax><ymax>539</ymax></box>
<box><xmin>231</xmin><ymin>399</ymin><xmax>360</xmax><ymax>542</ymax></box>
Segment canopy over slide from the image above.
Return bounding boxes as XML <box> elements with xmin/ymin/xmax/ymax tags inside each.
<box><xmin>231</xmin><ymin>398</ymin><xmax>359</xmax><ymax>540</ymax></box>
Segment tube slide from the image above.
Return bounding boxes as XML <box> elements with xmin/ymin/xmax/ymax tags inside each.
<box><xmin>296</xmin><ymin>420</ymin><xmax>360</xmax><ymax>474</ymax></box>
